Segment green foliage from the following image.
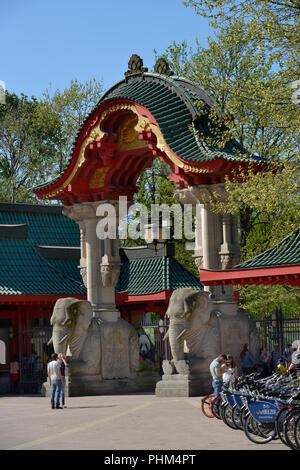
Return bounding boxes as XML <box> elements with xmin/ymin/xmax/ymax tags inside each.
<box><xmin>158</xmin><ymin>5</ymin><xmax>300</xmax><ymax>315</ymax></box>
<box><xmin>38</xmin><ymin>78</ymin><xmax>104</xmax><ymax>176</ymax></box>
<box><xmin>0</xmin><ymin>78</ymin><xmax>104</xmax><ymax>203</ymax></box>
<box><xmin>0</xmin><ymin>92</ymin><xmax>58</xmax><ymax>203</ymax></box>
<box><xmin>183</xmin><ymin>0</ymin><xmax>300</xmax><ymax>53</ymax></box>
<box><xmin>239</xmin><ymin>284</ymin><xmax>300</xmax><ymax>320</ymax></box>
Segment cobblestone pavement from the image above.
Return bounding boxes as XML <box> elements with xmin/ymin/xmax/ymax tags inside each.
<box><xmin>0</xmin><ymin>393</ymin><xmax>288</xmax><ymax>452</ymax></box>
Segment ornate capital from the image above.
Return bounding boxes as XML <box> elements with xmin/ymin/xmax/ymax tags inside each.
<box><xmin>175</xmin><ymin>183</ymin><xmax>229</xmax><ymax>208</ymax></box>
<box><xmin>100</xmin><ymin>263</ymin><xmax>121</xmax><ymax>288</ymax></box>
<box><xmin>79</xmin><ymin>266</ymin><xmax>87</xmax><ymax>288</ymax></box>
<box><xmin>194</xmin><ymin>256</ymin><xmax>204</xmax><ymax>270</ymax></box>
<box><xmin>62</xmin><ymin>202</ymin><xmax>98</xmax><ymax>222</ymax></box>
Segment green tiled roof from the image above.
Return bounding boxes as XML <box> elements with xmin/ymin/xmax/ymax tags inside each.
<box><xmin>0</xmin><ymin>239</ymin><xmax>86</xmax><ymax>295</ymax></box>
<box><xmin>116</xmin><ymin>251</ymin><xmax>203</xmax><ymax>296</ymax></box>
<box><xmin>34</xmin><ymin>72</ymin><xmax>266</xmax><ymax>193</ymax></box>
<box><xmin>235</xmin><ymin>229</ymin><xmax>300</xmax><ymax>269</ymax></box>
<box><xmin>99</xmin><ymin>73</ymin><xmax>262</xmax><ymax>164</ymax></box>
<box><xmin>0</xmin><ymin>204</ymin><xmax>203</xmax><ymax>297</ymax></box>
<box><xmin>0</xmin><ymin>203</ymin><xmax>85</xmax><ymax>296</ymax></box>
<box><xmin>0</xmin><ymin>203</ymin><xmax>80</xmax><ymax>246</ymax></box>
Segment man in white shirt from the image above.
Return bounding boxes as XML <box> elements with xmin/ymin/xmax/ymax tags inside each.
<box><xmin>47</xmin><ymin>353</ymin><xmax>63</xmax><ymax>409</ymax></box>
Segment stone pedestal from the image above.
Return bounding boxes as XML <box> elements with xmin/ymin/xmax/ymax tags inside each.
<box><xmin>41</xmin><ymin>371</ymin><xmax>160</xmax><ymax>397</ymax></box>
<box><xmin>155</xmin><ymin>373</ymin><xmax>212</xmax><ymax>397</ymax></box>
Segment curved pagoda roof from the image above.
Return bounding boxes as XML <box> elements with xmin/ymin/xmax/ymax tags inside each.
<box><xmin>34</xmin><ymin>55</ymin><xmax>267</xmax><ymax>204</ymax></box>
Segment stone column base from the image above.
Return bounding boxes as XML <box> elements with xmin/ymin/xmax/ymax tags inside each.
<box><xmin>155</xmin><ymin>373</ymin><xmax>212</xmax><ymax>397</ymax></box>
<box><xmin>41</xmin><ymin>373</ymin><xmax>161</xmax><ymax>397</ymax></box>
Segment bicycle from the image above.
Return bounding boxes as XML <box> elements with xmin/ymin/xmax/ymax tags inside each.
<box><xmin>201</xmin><ymin>393</ymin><xmax>215</xmax><ymax>418</ymax></box>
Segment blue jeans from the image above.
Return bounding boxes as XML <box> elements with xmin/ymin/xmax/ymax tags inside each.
<box><xmin>212</xmin><ymin>379</ymin><xmax>223</xmax><ymax>397</ymax></box>
<box><xmin>50</xmin><ymin>379</ymin><xmax>62</xmax><ymax>408</ymax></box>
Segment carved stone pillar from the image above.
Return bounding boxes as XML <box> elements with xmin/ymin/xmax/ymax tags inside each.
<box><xmin>62</xmin><ymin>201</ymin><xmax>121</xmax><ymax>321</ymax></box>
<box><xmin>174</xmin><ymin>183</ymin><xmax>239</xmax><ymax>307</ymax></box>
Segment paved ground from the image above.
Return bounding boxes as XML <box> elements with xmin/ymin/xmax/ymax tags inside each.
<box><xmin>0</xmin><ymin>393</ymin><xmax>288</xmax><ymax>452</ymax></box>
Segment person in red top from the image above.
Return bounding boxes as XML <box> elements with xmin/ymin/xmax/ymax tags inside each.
<box><xmin>9</xmin><ymin>355</ymin><xmax>19</xmax><ymax>393</ymax></box>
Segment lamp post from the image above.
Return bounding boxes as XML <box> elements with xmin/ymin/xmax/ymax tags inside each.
<box><xmin>158</xmin><ymin>315</ymin><xmax>169</xmax><ymax>361</ymax></box>
<box><xmin>143</xmin><ymin>219</ymin><xmax>171</xmax><ymax>252</ymax></box>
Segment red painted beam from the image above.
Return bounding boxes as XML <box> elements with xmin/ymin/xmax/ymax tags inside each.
<box><xmin>0</xmin><ymin>294</ymin><xmax>87</xmax><ymax>305</ymax></box>
<box><xmin>199</xmin><ymin>265</ymin><xmax>300</xmax><ymax>287</ymax></box>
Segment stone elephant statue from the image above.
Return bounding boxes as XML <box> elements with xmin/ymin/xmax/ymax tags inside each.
<box><xmin>48</xmin><ymin>297</ymin><xmax>100</xmax><ymax>375</ymax></box>
<box><xmin>163</xmin><ymin>288</ymin><xmax>212</xmax><ymax>375</ymax></box>
<box><xmin>48</xmin><ymin>297</ymin><xmax>140</xmax><ymax>378</ymax></box>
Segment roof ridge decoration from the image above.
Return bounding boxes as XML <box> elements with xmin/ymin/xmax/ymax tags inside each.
<box><xmin>153</xmin><ymin>57</ymin><xmax>173</xmax><ymax>76</ymax></box>
<box><xmin>125</xmin><ymin>54</ymin><xmax>148</xmax><ymax>77</ymax></box>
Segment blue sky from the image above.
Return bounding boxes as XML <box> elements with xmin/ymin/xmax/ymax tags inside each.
<box><xmin>1</xmin><ymin>0</ymin><xmax>212</xmax><ymax>99</ymax></box>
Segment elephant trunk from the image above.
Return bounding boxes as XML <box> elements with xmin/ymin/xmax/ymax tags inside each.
<box><xmin>168</xmin><ymin>319</ymin><xmax>186</xmax><ymax>362</ymax></box>
<box><xmin>51</xmin><ymin>325</ymin><xmax>72</xmax><ymax>355</ymax></box>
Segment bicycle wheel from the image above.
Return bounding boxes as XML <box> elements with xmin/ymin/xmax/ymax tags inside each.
<box><xmin>232</xmin><ymin>404</ymin><xmax>244</xmax><ymax>430</ymax></box>
<box><xmin>275</xmin><ymin>406</ymin><xmax>291</xmax><ymax>447</ymax></box>
<box><xmin>293</xmin><ymin>414</ymin><xmax>300</xmax><ymax>450</ymax></box>
<box><xmin>211</xmin><ymin>396</ymin><xmax>222</xmax><ymax>419</ymax></box>
<box><xmin>222</xmin><ymin>402</ymin><xmax>238</xmax><ymax>430</ymax></box>
<box><xmin>284</xmin><ymin>410</ymin><xmax>300</xmax><ymax>450</ymax></box>
<box><xmin>244</xmin><ymin>414</ymin><xmax>275</xmax><ymax>444</ymax></box>
<box><xmin>201</xmin><ymin>394</ymin><xmax>215</xmax><ymax>418</ymax></box>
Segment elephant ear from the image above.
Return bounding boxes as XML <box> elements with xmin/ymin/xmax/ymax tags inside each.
<box><xmin>183</xmin><ymin>290</ymin><xmax>205</xmax><ymax>318</ymax></box>
<box><xmin>62</xmin><ymin>303</ymin><xmax>79</xmax><ymax>328</ymax></box>
<box><xmin>73</xmin><ymin>301</ymin><xmax>93</xmax><ymax>330</ymax></box>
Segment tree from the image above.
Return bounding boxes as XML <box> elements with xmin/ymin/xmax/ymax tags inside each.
<box><xmin>0</xmin><ymin>92</ymin><xmax>58</xmax><ymax>203</ymax></box>
<box><xmin>183</xmin><ymin>0</ymin><xmax>300</xmax><ymax>54</ymax></box>
<box><xmin>0</xmin><ymin>78</ymin><xmax>104</xmax><ymax>204</ymax></box>
<box><xmin>38</xmin><ymin>78</ymin><xmax>104</xmax><ymax>175</ymax></box>
<box><xmin>160</xmin><ymin>19</ymin><xmax>299</xmax><ymax>244</ymax></box>
<box><xmin>158</xmin><ymin>13</ymin><xmax>300</xmax><ymax>315</ymax></box>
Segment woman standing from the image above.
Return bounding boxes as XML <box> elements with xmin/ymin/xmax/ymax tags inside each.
<box><xmin>222</xmin><ymin>355</ymin><xmax>238</xmax><ymax>386</ymax></box>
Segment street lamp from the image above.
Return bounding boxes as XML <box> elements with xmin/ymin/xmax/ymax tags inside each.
<box><xmin>143</xmin><ymin>219</ymin><xmax>171</xmax><ymax>252</ymax></box>
<box><xmin>158</xmin><ymin>318</ymin><xmax>164</xmax><ymax>334</ymax></box>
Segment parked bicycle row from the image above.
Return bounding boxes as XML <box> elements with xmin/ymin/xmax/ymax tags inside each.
<box><xmin>202</xmin><ymin>370</ymin><xmax>300</xmax><ymax>450</ymax></box>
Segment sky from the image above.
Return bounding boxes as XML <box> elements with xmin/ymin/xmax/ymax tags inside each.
<box><xmin>0</xmin><ymin>0</ymin><xmax>213</xmax><ymax>99</ymax></box>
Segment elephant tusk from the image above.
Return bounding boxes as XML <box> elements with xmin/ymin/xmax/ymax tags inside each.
<box><xmin>58</xmin><ymin>334</ymin><xmax>71</xmax><ymax>344</ymax></box>
<box><xmin>176</xmin><ymin>329</ymin><xmax>187</xmax><ymax>341</ymax></box>
<box><xmin>47</xmin><ymin>337</ymin><xmax>53</xmax><ymax>346</ymax></box>
<box><xmin>163</xmin><ymin>330</ymin><xmax>169</xmax><ymax>341</ymax></box>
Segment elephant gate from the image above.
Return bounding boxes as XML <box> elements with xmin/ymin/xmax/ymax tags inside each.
<box><xmin>32</xmin><ymin>55</ymin><xmax>264</xmax><ymax>396</ymax></box>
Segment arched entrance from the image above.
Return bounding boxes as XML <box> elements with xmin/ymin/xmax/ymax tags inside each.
<box><xmin>34</xmin><ymin>55</ymin><xmax>266</xmax><ymax>315</ymax></box>
<box><xmin>34</xmin><ymin>56</ymin><xmax>267</xmax><ymax>395</ymax></box>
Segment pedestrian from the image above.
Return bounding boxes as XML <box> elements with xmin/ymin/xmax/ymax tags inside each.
<box><xmin>222</xmin><ymin>355</ymin><xmax>238</xmax><ymax>387</ymax></box>
<box><xmin>288</xmin><ymin>345</ymin><xmax>300</xmax><ymax>377</ymax></box>
<box><xmin>47</xmin><ymin>353</ymin><xmax>63</xmax><ymax>409</ymax></box>
<box><xmin>209</xmin><ymin>353</ymin><xmax>227</xmax><ymax>398</ymax></box>
<box><xmin>240</xmin><ymin>343</ymin><xmax>255</xmax><ymax>375</ymax></box>
<box><xmin>57</xmin><ymin>353</ymin><xmax>67</xmax><ymax>408</ymax></box>
<box><xmin>282</xmin><ymin>344</ymin><xmax>293</xmax><ymax>369</ymax></box>
<box><xmin>270</xmin><ymin>343</ymin><xmax>283</xmax><ymax>371</ymax></box>
<box><xmin>9</xmin><ymin>355</ymin><xmax>19</xmax><ymax>393</ymax></box>
<box><xmin>258</xmin><ymin>347</ymin><xmax>271</xmax><ymax>378</ymax></box>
